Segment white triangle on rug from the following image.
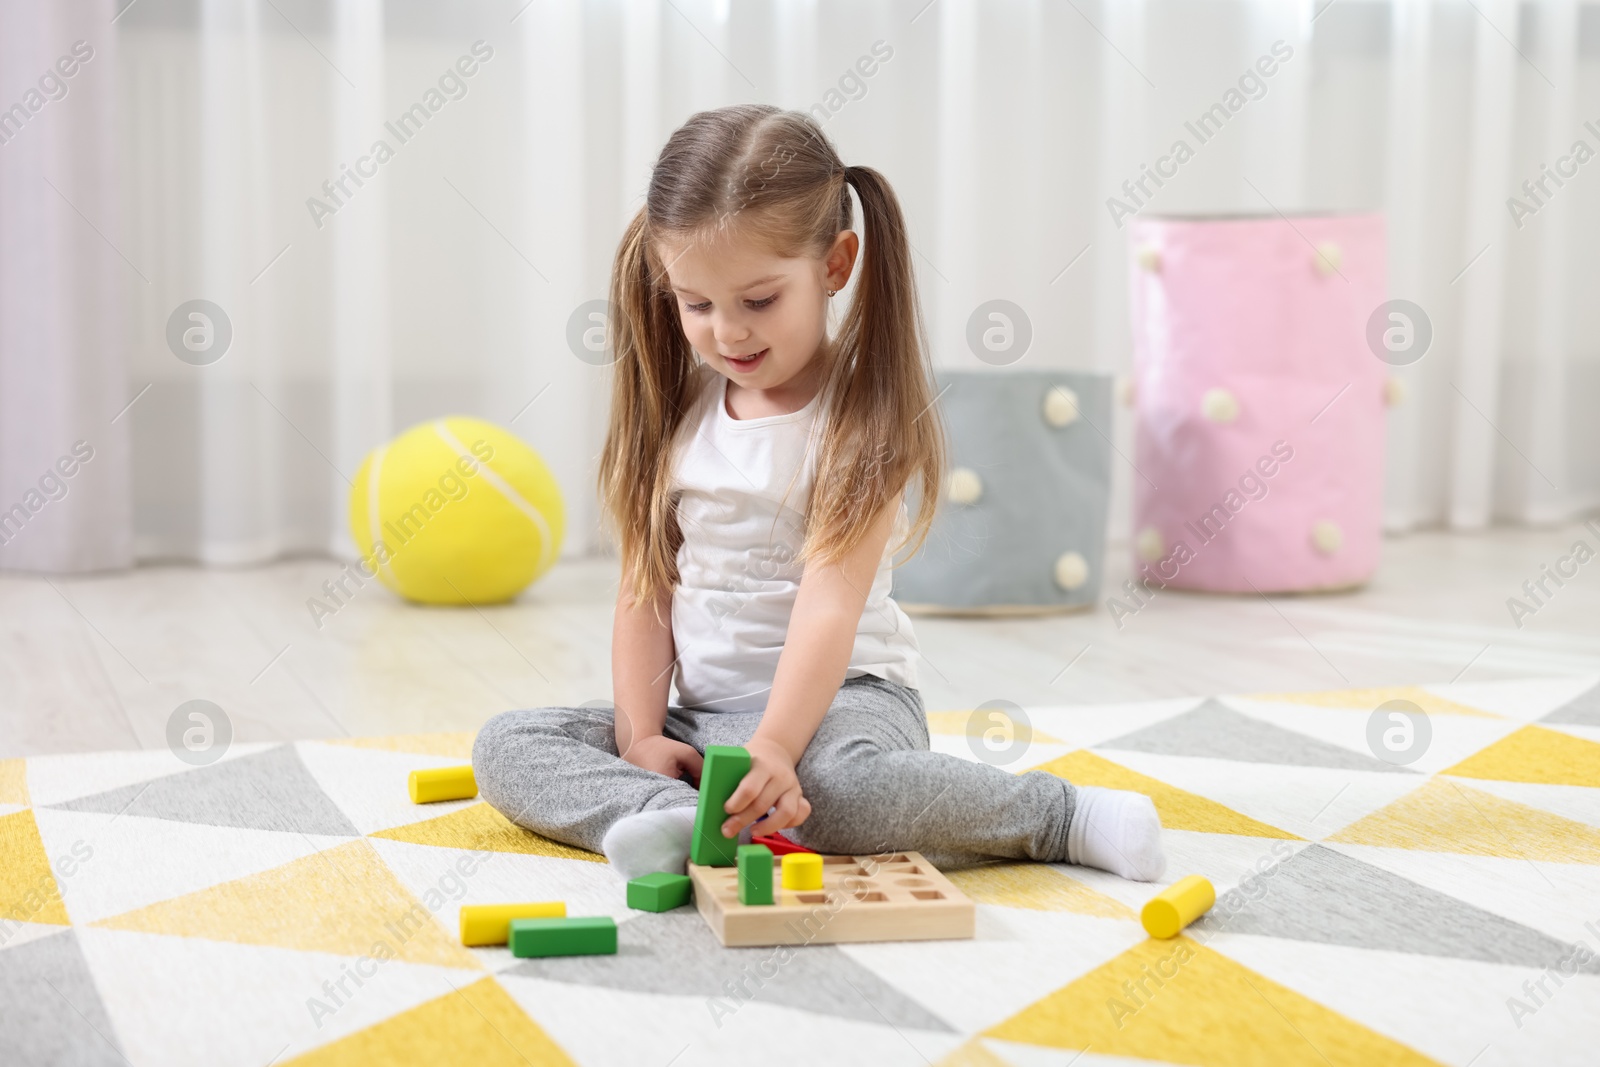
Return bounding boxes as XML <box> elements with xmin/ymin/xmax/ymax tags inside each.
<box><xmin>0</xmin><ymin>918</ymin><xmax>73</xmax><ymax>953</ymax></box>
<box><xmin>1226</xmin><ymin>696</ymin><xmax>1524</xmax><ymax>775</ymax></box>
<box><xmin>498</xmin><ymin>972</ymin><xmax>964</xmax><ymax>1067</ymax></box>
<box><xmin>982</xmin><ymin>1039</ymin><xmax>1157</xmax><ymax>1067</ymax></box>
<box><xmin>1452</xmin><ymin>778</ymin><xmax>1600</xmax><ymax>832</ymax></box>
<box><xmin>1022</xmin><ymin>697</ymin><xmax>1206</xmax><ymax>749</ymax></box>
<box><xmin>494</xmin><ymin>976</ymin><xmax>705</xmax><ymax>1067</ymax></box>
<box><xmin>925</xmin><ymin>698</ymin><xmax>1202</xmax><ymax>754</ymax></box>
<box><xmin>1538</xmin><ymin>721</ymin><xmax>1600</xmax><ymax>747</ymax></box>
<box><xmin>365</xmin><ymin>837</ymin><xmax>626</xmax><ymax>971</ymax></box>
<box><xmin>24</xmin><ymin>742</ymin><xmax>277</xmax><ymax>808</ymax></box>
<box><xmin>75</xmin><ymin>926</ymin><xmax>482</xmax><ymax>1067</ymax></box>
<box><xmin>295</xmin><ymin>740</ymin><xmax>482</xmax><ymax>835</ymax></box>
<box><xmin>838</xmin><ymin>908</ymin><xmax>1137</xmax><ymax>1036</ymax></box>
<box><xmin>1136</xmin><ymin>830</ymin><xmax>1315</xmax><ymax>915</ymax></box>
<box><xmin>1434</xmin><ymin>676</ymin><xmax>1599</xmax><ymax>722</ymax></box>
<box><xmin>31</xmin><ymin>807</ymin><xmax>344</xmax><ymax>924</ymax></box>
<box><xmin>1084</xmin><ymin>747</ymin><xmax>1421</xmax><ymax>840</ymax></box>
<box><xmin>1210</xmin><ymin>928</ymin><xmax>1600</xmax><ymax>1067</ymax></box>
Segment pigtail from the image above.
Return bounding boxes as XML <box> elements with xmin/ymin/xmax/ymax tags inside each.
<box><xmin>801</xmin><ymin>165</ymin><xmax>947</xmax><ymax>571</ymax></box>
<box><xmin>597</xmin><ymin>206</ymin><xmax>694</xmax><ymax>621</ymax></box>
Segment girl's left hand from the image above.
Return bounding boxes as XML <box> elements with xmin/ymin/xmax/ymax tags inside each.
<box><xmin>721</xmin><ymin>736</ymin><xmax>811</xmax><ymax>837</ymax></box>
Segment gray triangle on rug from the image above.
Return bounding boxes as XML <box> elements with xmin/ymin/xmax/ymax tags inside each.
<box><xmin>0</xmin><ymin>928</ymin><xmax>128</xmax><ymax>1066</ymax></box>
<box><xmin>47</xmin><ymin>744</ymin><xmax>359</xmax><ymax>838</ymax></box>
<box><xmin>1192</xmin><ymin>843</ymin><xmax>1600</xmax><ymax>974</ymax></box>
<box><xmin>1098</xmin><ymin>698</ymin><xmax>1417</xmax><ymax>774</ymax></box>
<box><xmin>503</xmin><ymin>910</ymin><xmax>954</xmax><ymax>1032</ymax></box>
<box><xmin>1541</xmin><ymin>681</ymin><xmax>1600</xmax><ymax>726</ymax></box>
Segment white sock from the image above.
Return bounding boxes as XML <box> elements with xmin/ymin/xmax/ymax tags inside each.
<box><xmin>601</xmin><ymin>806</ymin><xmax>699</xmax><ymax>881</ymax></box>
<box><xmin>1066</xmin><ymin>785</ymin><xmax>1167</xmax><ymax>882</ymax></box>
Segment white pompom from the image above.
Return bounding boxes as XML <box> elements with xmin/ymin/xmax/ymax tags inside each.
<box><xmin>1315</xmin><ymin>242</ymin><xmax>1341</xmax><ymax>275</ymax></box>
<box><xmin>1312</xmin><ymin>520</ymin><xmax>1343</xmax><ymax>555</ymax></box>
<box><xmin>1043</xmin><ymin>386</ymin><xmax>1080</xmax><ymax>428</ymax></box>
<box><xmin>1054</xmin><ymin>551</ymin><xmax>1090</xmax><ymax>591</ymax></box>
<box><xmin>1201</xmin><ymin>387</ymin><xmax>1239</xmax><ymax>423</ymax></box>
<box><xmin>947</xmin><ymin>467</ymin><xmax>983</xmax><ymax>505</ymax></box>
<box><xmin>1136</xmin><ymin>526</ymin><xmax>1165</xmax><ymax>562</ymax></box>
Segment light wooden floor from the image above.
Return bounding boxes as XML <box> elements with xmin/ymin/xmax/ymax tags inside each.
<box><xmin>3</xmin><ymin>524</ymin><xmax>1598</xmax><ymax>758</ymax></box>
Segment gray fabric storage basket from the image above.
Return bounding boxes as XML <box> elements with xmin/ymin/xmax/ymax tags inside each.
<box><xmin>892</xmin><ymin>370</ymin><xmax>1113</xmax><ymax>615</ymax></box>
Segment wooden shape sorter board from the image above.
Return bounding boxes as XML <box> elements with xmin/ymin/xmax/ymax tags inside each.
<box><xmin>687</xmin><ymin>851</ymin><xmax>975</xmax><ymax>947</ymax></box>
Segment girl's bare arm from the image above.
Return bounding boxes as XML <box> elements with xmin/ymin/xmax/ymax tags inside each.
<box><xmin>720</xmin><ymin>494</ymin><xmax>902</xmax><ymax>835</ymax></box>
<box><xmin>610</xmin><ymin>565</ymin><xmax>677</xmax><ymax>757</ymax></box>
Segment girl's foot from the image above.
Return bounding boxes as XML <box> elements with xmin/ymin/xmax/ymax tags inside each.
<box><xmin>1067</xmin><ymin>785</ymin><xmax>1167</xmax><ymax>881</ymax></box>
<box><xmin>601</xmin><ymin>807</ymin><xmax>698</xmax><ymax>880</ymax></box>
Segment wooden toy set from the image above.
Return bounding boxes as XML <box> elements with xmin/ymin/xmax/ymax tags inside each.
<box><xmin>680</xmin><ymin>744</ymin><xmax>976</xmax><ymax>947</ymax></box>
<box><xmin>689</xmin><ymin>848</ymin><xmax>975</xmax><ymax>947</ymax></box>
<box><xmin>408</xmin><ymin>751</ymin><xmax>1213</xmax><ymax>957</ymax></box>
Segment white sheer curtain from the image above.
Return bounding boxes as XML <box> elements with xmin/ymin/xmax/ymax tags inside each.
<box><xmin>0</xmin><ymin>0</ymin><xmax>130</xmax><ymax>572</ymax></box>
<box><xmin>1</xmin><ymin>0</ymin><xmax>1596</xmax><ymax>575</ymax></box>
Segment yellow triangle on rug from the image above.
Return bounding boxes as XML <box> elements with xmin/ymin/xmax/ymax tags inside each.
<box><xmin>1032</xmin><ymin>751</ymin><xmax>1301</xmax><ymax>840</ymax></box>
<box><xmin>94</xmin><ymin>839</ymin><xmax>481</xmax><ymax>968</ymax></box>
<box><xmin>369</xmin><ymin>802</ymin><xmax>603</xmax><ymax>863</ymax></box>
<box><xmin>0</xmin><ymin>809</ymin><xmax>69</xmax><ymax>926</ymax></box>
<box><xmin>946</xmin><ymin>862</ymin><xmax>1135</xmax><ymax>918</ymax></box>
<box><xmin>1441</xmin><ymin>724</ymin><xmax>1600</xmax><ymax>788</ymax></box>
<box><xmin>984</xmin><ymin>935</ymin><xmax>1442</xmax><ymax>1065</ymax></box>
<box><xmin>282</xmin><ymin>976</ymin><xmax>576</xmax><ymax>1066</ymax></box>
<box><xmin>1328</xmin><ymin>778</ymin><xmax>1600</xmax><ymax>864</ymax></box>
<box><xmin>1246</xmin><ymin>686</ymin><xmax>1498</xmax><ymax>719</ymax></box>
<box><xmin>0</xmin><ymin>757</ymin><xmax>28</xmax><ymax>806</ymax></box>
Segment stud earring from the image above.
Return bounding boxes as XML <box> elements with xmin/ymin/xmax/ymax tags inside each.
<box><xmin>826</xmin><ymin>289</ymin><xmax>837</xmax><ymax>297</ymax></box>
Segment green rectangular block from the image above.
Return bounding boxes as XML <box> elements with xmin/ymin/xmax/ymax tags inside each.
<box><xmin>736</xmin><ymin>844</ymin><xmax>773</xmax><ymax>905</ymax></box>
<box><xmin>627</xmin><ymin>872</ymin><xmax>693</xmax><ymax>912</ymax></box>
<box><xmin>691</xmin><ymin>745</ymin><xmax>751</xmax><ymax>867</ymax></box>
<box><xmin>508</xmin><ymin>916</ymin><xmax>617</xmax><ymax>958</ymax></box>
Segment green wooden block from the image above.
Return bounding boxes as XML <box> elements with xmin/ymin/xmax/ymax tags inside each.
<box><xmin>736</xmin><ymin>844</ymin><xmax>774</xmax><ymax>905</ymax></box>
<box><xmin>508</xmin><ymin>916</ymin><xmax>617</xmax><ymax>958</ymax></box>
<box><xmin>627</xmin><ymin>872</ymin><xmax>693</xmax><ymax>912</ymax></box>
<box><xmin>690</xmin><ymin>745</ymin><xmax>751</xmax><ymax>867</ymax></box>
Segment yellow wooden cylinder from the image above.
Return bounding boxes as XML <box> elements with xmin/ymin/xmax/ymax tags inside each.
<box><xmin>781</xmin><ymin>852</ymin><xmax>823</xmax><ymax>891</ymax></box>
<box><xmin>408</xmin><ymin>765</ymin><xmax>478</xmax><ymax>804</ymax></box>
<box><xmin>1141</xmin><ymin>874</ymin><xmax>1215</xmax><ymax>939</ymax></box>
<box><xmin>459</xmin><ymin>901</ymin><xmax>566</xmax><ymax>946</ymax></box>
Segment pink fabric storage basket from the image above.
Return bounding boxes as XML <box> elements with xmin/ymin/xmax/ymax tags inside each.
<box><xmin>1126</xmin><ymin>213</ymin><xmax>1387</xmax><ymax>593</ymax></box>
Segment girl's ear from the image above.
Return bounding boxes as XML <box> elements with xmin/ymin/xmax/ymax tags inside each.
<box><xmin>824</xmin><ymin>230</ymin><xmax>860</xmax><ymax>293</ymax></box>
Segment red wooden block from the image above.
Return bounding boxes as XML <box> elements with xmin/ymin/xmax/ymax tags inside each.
<box><xmin>751</xmin><ymin>833</ymin><xmax>814</xmax><ymax>856</ymax></box>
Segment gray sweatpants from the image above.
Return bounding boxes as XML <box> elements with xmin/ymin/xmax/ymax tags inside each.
<box><xmin>472</xmin><ymin>673</ymin><xmax>1077</xmax><ymax>870</ymax></box>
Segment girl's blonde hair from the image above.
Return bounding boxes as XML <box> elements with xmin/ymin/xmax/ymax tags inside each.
<box><xmin>598</xmin><ymin>104</ymin><xmax>946</xmax><ymax>612</ymax></box>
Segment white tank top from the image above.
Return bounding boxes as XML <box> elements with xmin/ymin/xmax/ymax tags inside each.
<box><xmin>667</xmin><ymin>363</ymin><xmax>919</xmax><ymax>713</ymax></box>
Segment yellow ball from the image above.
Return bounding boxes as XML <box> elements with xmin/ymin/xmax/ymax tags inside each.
<box><xmin>349</xmin><ymin>417</ymin><xmax>564</xmax><ymax>605</ymax></box>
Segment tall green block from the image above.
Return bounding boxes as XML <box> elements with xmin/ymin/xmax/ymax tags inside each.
<box><xmin>690</xmin><ymin>745</ymin><xmax>751</xmax><ymax>866</ymax></box>
<box><xmin>508</xmin><ymin>916</ymin><xmax>617</xmax><ymax>958</ymax></box>
<box><xmin>627</xmin><ymin>872</ymin><xmax>693</xmax><ymax>912</ymax></box>
<box><xmin>737</xmin><ymin>844</ymin><xmax>774</xmax><ymax>905</ymax></box>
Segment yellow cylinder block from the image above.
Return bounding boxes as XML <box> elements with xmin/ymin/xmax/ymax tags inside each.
<box><xmin>1141</xmin><ymin>874</ymin><xmax>1215</xmax><ymax>939</ymax></box>
<box><xmin>408</xmin><ymin>765</ymin><xmax>478</xmax><ymax>804</ymax></box>
<box><xmin>781</xmin><ymin>852</ymin><xmax>824</xmax><ymax>891</ymax></box>
<box><xmin>459</xmin><ymin>902</ymin><xmax>566</xmax><ymax>946</ymax></box>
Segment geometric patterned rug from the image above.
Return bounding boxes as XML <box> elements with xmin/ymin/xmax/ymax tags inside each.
<box><xmin>3</xmin><ymin>675</ymin><xmax>1599</xmax><ymax>1066</ymax></box>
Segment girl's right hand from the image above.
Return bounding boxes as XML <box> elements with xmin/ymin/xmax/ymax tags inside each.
<box><xmin>621</xmin><ymin>734</ymin><xmax>705</xmax><ymax>785</ymax></box>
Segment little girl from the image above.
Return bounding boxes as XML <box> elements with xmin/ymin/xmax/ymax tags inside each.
<box><xmin>474</xmin><ymin>104</ymin><xmax>1166</xmax><ymax>883</ymax></box>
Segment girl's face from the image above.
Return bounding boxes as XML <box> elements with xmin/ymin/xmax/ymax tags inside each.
<box><xmin>658</xmin><ymin>229</ymin><xmax>857</xmax><ymax>398</ymax></box>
